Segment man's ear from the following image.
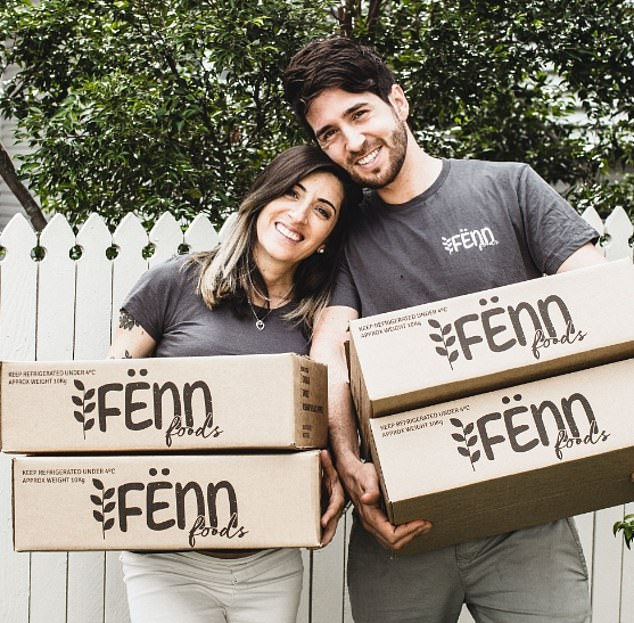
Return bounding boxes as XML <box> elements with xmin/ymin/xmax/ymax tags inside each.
<box><xmin>388</xmin><ymin>84</ymin><xmax>410</xmax><ymax>121</ymax></box>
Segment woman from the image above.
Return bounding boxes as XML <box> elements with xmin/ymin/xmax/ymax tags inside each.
<box><xmin>107</xmin><ymin>145</ymin><xmax>361</xmax><ymax>623</ymax></box>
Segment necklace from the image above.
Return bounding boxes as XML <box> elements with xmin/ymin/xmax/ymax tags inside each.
<box><xmin>247</xmin><ymin>270</ymin><xmax>293</xmax><ymax>307</ymax></box>
<box><xmin>248</xmin><ymin>301</ymin><xmax>274</xmax><ymax>331</ymax></box>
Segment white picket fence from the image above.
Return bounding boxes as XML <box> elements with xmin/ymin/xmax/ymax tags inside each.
<box><xmin>0</xmin><ymin>206</ymin><xmax>632</xmax><ymax>623</ymax></box>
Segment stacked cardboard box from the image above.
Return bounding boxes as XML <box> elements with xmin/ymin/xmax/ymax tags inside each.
<box><xmin>1</xmin><ymin>353</ymin><xmax>327</xmax><ymax>551</ymax></box>
<box><xmin>347</xmin><ymin>260</ymin><xmax>634</xmax><ymax>554</ymax></box>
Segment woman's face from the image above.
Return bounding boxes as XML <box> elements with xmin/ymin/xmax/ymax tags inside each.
<box><xmin>254</xmin><ymin>170</ymin><xmax>344</xmax><ymax>270</ymax></box>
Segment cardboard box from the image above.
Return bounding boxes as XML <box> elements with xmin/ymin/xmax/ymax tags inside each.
<box><xmin>349</xmin><ymin>260</ymin><xmax>634</xmax><ymax>436</ymax></box>
<box><xmin>368</xmin><ymin>359</ymin><xmax>634</xmax><ymax>555</ymax></box>
<box><xmin>0</xmin><ymin>353</ymin><xmax>327</xmax><ymax>452</ymax></box>
<box><xmin>12</xmin><ymin>451</ymin><xmax>321</xmax><ymax>551</ymax></box>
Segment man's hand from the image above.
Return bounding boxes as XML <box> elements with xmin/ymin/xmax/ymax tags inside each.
<box><xmin>319</xmin><ymin>449</ymin><xmax>346</xmax><ymax>546</ymax></box>
<box><xmin>341</xmin><ymin>456</ymin><xmax>432</xmax><ymax>551</ymax></box>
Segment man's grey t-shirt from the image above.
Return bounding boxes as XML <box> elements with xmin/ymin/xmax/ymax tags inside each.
<box><xmin>122</xmin><ymin>255</ymin><xmax>309</xmax><ymax>357</ymax></box>
<box><xmin>332</xmin><ymin>159</ymin><xmax>599</xmax><ymax>316</ymax></box>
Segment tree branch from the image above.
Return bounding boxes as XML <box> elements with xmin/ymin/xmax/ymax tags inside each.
<box><xmin>0</xmin><ymin>141</ymin><xmax>47</xmax><ymax>231</ymax></box>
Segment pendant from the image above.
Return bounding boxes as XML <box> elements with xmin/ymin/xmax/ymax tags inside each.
<box><xmin>255</xmin><ymin>319</ymin><xmax>265</xmax><ymax>331</ymax></box>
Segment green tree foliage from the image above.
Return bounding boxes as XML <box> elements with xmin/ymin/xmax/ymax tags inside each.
<box><xmin>614</xmin><ymin>514</ymin><xmax>634</xmax><ymax>549</ymax></box>
<box><xmin>1</xmin><ymin>0</ymin><xmax>632</xmax><ymax>230</ymax></box>
<box><xmin>362</xmin><ymin>1</ymin><xmax>634</xmax><ymax>220</ymax></box>
<box><xmin>0</xmin><ymin>0</ymin><xmax>333</xmax><ymax>228</ymax></box>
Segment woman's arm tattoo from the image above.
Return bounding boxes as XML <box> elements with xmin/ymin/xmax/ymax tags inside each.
<box><xmin>119</xmin><ymin>309</ymin><xmax>140</xmax><ymax>331</ymax></box>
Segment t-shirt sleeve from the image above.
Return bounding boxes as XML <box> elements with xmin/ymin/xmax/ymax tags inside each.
<box><xmin>329</xmin><ymin>253</ymin><xmax>362</xmax><ymax>311</ymax></box>
<box><xmin>518</xmin><ymin>164</ymin><xmax>600</xmax><ymax>274</ymax></box>
<box><xmin>121</xmin><ymin>256</ymin><xmax>187</xmax><ymax>341</ymax></box>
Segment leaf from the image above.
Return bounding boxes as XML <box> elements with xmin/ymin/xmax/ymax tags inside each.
<box><xmin>464</xmin><ymin>423</ymin><xmax>474</xmax><ymax>435</ymax></box>
<box><xmin>457</xmin><ymin>447</ymin><xmax>470</xmax><ymax>457</ymax></box>
<box><xmin>90</xmin><ymin>494</ymin><xmax>102</xmax><ymax>505</ymax></box>
<box><xmin>74</xmin><ymin>380</ymin><xmax>85</xmax><ymax>391</ymax></box>
<box><xmin>429</xmin><ymin>333</ymin><xmax>443</xmax><ymax>343</ymax></box>
<box><xmin>442</xmin><ymin>323</ymin><xmax>452</xmax><ymax>335</ymax></box>
<box><xmin>72</xmin><ymin>395</ymin><xmax>83</xmax><ymax>406</ymax></box>
<box><xmin>445</xmin><ymin>336</ymin><xmax>456</xmax><ymax>347</ymax></box>
<box><xmin>85</xmin><ymin>388</ymin><xmax>95</xmax><ymax>400</ymax></box>
<box><xmin>92</xmin><ymin>478</ymin><xmax>104</xmax><ymax>490</ymax></box>
<box><xmin>104</xmin><ymin>518</ymin><xmax>115</xmax><ymax>531</ymax></box>
<box><xmin>435</xmin><ymin>347</ymin><xmax>448</xmax><ymax>357</ymax></box>
<box><xmin>104</xmin><ymin>487</ymin><xmax>115</xmax><ymax>499</ymax></box>
<box><xmin>467</xmin><ymin>435</ymin><xmax>478</xmax><ymax>447</ymax></box>
<box><xmin>449</xmin><ymin>418</ymin><xmax>463</xmax><ymax>427</ymax></box>
<box><xmin>451</xmin><ymin>433</ymin><xmax>465</xmax><ymax>443</ymax></box>
<box><xmin>93</xmin><ymin>510</ymin><xmax>104</xmax><ymax>522</ymax></box>
<box><xmin>84</xmin><ymin>418</ymin><xmax>95</xmax><ymax>431</ymax></box>
<box><xmin>449</xmin><ymin>350</ymin><xmax>459</xmax><ymax>363</ymax></box>
<box><xmin>104</xmin><ymin>502</ymin><xmax>116</xmax><ymax>513</ymax></box>
<box><xmin>471</xmin><ymin>450</ymin><xmax>481</xmax><ymax>463</ymax></box>
<box><xmin>428</xmin><ymin>319</ymin><xmax>441</xmax><ymax>329</ymax></box>
<box><xmin>74</xmin><ymin>412</ymin><xmax>85</xmax><ymax>423</ymax></box>
<box><xmin>84</xmin><ymin>402</ymin><xmax>96</xmax><ymax>413</ymax></box>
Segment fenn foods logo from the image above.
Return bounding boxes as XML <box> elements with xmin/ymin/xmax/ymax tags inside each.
<box><xmin>72</xmin><ymin>366</ymin><xmax>223</xmax><ymax>446</ymax></box>
<box><xmin>427</xmin><ymin>293</ymin><xmax>587</xmax><ymax>370</ymax></box>
<box><xmin>449</xmin><ymin>390</ymin><xmax>610</xmax><ymax>471</ymax></box>
<box><xmin>90</xmin><ymin>466</ymin><xmax>248</xmax><ymax>547</ymax></box>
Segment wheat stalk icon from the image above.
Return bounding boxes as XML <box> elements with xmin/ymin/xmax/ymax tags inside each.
<box><xmin>91</xmin><ymin>478</ymin><xmax>116</xmax><ymax>539</ymax></box>
<box><xmin>72</xmin><ymin>379</ymin><xmax>96</xmax><ymax>440</ymax></box>
<box><xmin>450</xmin><ymin>418</ymin><xmax>480</xmax><ymax>471</ymax></box>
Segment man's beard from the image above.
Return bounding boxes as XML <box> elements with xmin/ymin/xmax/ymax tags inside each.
<box><xmin>347</xmin><ymin>119</ymin><xmax>408</xmax><ymax>189</ymax></box>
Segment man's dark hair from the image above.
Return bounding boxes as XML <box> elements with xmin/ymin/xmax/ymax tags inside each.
<box><xmin>284</xmin><ymin>36</ymin><xmax>396</xmax><ymax>137</ymax></box>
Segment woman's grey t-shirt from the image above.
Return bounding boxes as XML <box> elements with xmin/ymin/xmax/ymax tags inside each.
<box><xmin>122</xmin><ymin>255</ymin><xmax>309</xmax><ymax>357</ymax></box>
<box><xmin>332</xmin><ymin>159</ymin><xmax>599</xmax><ymax>316</ymax></box>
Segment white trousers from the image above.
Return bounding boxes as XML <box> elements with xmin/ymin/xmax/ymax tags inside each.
<box><xmin>120</xmin><ymin>549</ymin><xmax>303</xmax><ymax>623</ymax></box>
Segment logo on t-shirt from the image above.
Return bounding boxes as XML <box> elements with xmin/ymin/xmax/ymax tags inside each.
<box><xmin>442</xmin><ymin>227</ymin><xmax>498</xmax><ymax>255</ymax></box>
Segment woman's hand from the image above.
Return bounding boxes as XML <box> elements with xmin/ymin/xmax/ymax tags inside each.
<box><xmin>319</xmin><ymin>449</ymin><xmax>346</xmax><ymax>547</ymax></box>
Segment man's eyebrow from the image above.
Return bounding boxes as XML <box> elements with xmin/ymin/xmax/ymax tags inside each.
<box><xmin>315</xmin><ymin>102</ymin><xmax>371</xmax><ymax>139</ymax></box>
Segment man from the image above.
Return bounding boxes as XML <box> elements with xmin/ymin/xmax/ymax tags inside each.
<box><xmin>284</xmin><ymin>36</ymin><xmax>605</xmax><ymax>623</ymax></box>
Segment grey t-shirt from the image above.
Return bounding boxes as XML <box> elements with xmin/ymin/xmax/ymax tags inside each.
<box><xmin>332</xmin><ymin>159</ymin><xmax>599</xmax><ymax>316</ymax></box>
<box><xmin>122</xmin><ymin>255</ymin><xmax>309</xmax><ymax>357</ymax></box>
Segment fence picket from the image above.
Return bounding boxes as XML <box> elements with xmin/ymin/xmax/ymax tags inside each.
<box><xmin>29</xmin><ymin>213</ymin><xmax>77</xmax><ymax>623</ymax></box>
<box><xmin>68</xmin><ymin>213</ymin><xmax>114</xmax><ymax>623</ymax></box>
<box><xmin>148</xmin><ymin>212</ymin><xmax>183</xmax><ymax>267</ymax></box>
<box><xmin>620</xmin><ymin>501</ymin><xmax>634</xmax><ymax>621</ymax></box>
<box><xmin>604</xmin><ymin>206</ymin><xmax>634</xmax><ymax>261</ymax></box>
<box><xmin>111</xmin><ymin>214</ymin><xmax>150</xmax><ymax>332</ymax></box>
<box><xmin>591</xmin><ymin>506</ymin><xmax>626</xmax><ymax>620</ymax></box>
<box><xmin>37</xmin><ymin>214</ymin><xmax>77</xmax><ymax>360</ymax></box>
<box><xmin>0</xmin><ymin>212</ymin><xmax>35</xmax><ymax>623</ymax></box>
<box><xmin>184</xmin><ymin>213</ymin><xmax>219</xmax><ymax>253</ymax></box>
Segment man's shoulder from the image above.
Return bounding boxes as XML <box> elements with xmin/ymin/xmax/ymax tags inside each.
<box><xmin>449</xmin><ymin>157</ymin><xmax>530</xmax><ymax>176</ymax></box>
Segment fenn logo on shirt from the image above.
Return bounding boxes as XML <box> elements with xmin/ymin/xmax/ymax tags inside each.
<box><xmin>441</xmin><ymin>227</ymin><xmax>499</xmax><ymax>254</ymax></box>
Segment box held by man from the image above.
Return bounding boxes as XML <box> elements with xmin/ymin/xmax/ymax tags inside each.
<box><xmin>368</xmin><ymin>358</ymin><xmax>634</xmax><ymax>555</ymax></box>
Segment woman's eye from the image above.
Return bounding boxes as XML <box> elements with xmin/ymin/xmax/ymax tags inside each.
<box><xmin>315</xmin><ymin>206</ymin><xmax>332</xmax><ymax>219</ymax></box>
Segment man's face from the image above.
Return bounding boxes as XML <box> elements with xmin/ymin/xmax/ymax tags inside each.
<box><xmin>305</xmin><ymin>86</ymin><xmax>409</xmax><ymax>189</ymax></box>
